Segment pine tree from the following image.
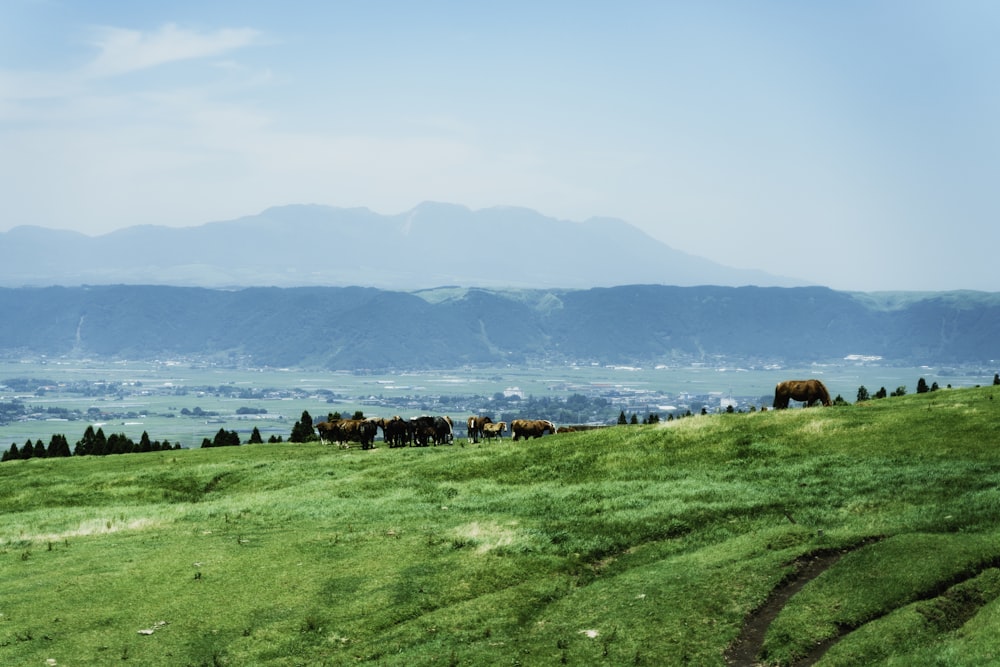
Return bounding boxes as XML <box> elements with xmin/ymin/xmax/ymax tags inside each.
<box><xmin>916</xmin><ymin>378</ymin><xmax>929</xmax><ymax>394</ymax></box>
<box><xmin>617</xmin><ymin>410</ymin><xmax>627</xmax><ymax>425</ymax></box>
<box><xmin>248</xmin><ymin>427</ymin><xmax>263</xmax><ymax>444</ymax></box>
<box><xmin>92</xmin><ymin>428</ymin><xmax>108</xmax><ymax>456</ymax></box>
<box><xmin>47</xmin><ymin>434</ymin><xmax>70</xmax><ymax>457</ymax></box>
<box><xmin>857</xmin><ymin>385</ymin><xmax>870</xmax><ymax>402</ymax></box>
<box><xmin>33</xmin><ymin>439</ymin><xmax>47</xmax><ymax>458</ymax></box>
<box><xmin>75</xmin><ymin>425</ymin><xmax>96</xmax><ymax>456</ymax></box>
<box><xmin>21</xmin><ymin>438</ymin><xmax>33</xmax><ymax>459</ymax></box>
<box><xmin>108</xmin><ymin>433</ymin><xmax>133</xmax><ymax>455</ymax></box>
<box><xmin>290</xmin><ymin>410</ymin><xmax>316</xmax><ymax>442</ymax></box>
<box><xmin>205</xmin><ymin>428</ymin><xmax>240</xmax><ymax>448</ymax></box>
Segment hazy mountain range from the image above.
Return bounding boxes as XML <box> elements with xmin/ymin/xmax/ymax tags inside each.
<box><xmin>3</xmin><ymin>203</ymin><xmax>996</xmax><ymax>370</ymax></box>
<box><xmin>0</xmin><ymin>202</ymin><xmax>805</xmax><ymax>289</ymax></box>
<box><xmin>1</xmin><ymin>284</ymin><xmax>998</xmax><ymax>368</ymax></box>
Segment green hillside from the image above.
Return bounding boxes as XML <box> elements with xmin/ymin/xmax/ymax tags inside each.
<box><xmin>2</xmin><ymin>387</ymin><xmax>1000</xmax><ymax>666</ymax></box>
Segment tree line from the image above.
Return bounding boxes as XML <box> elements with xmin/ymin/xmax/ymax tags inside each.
<box><xmin>4</xmin><ymin>375</ymin><xmax>997</xmax><ymax>462</ymax></box>
<box><xmin>1</xmin><ymin>425</ymin><xmax>180</xmax><ymax>462</ymax></box>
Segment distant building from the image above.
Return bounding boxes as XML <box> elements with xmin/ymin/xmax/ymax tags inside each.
<box><xmin>844</xmin><ymin>354</ymin><xmax>883</xmax><ymax>363</ymax></box>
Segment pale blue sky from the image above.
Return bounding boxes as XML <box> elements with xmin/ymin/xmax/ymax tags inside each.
<box><xmin>1</xmin><ymin>1</ymin><xmax>998</xmax><ymax>291</ymax></box>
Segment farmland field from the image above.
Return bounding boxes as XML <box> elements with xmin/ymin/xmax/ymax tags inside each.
<box><xmin>0</xmin><ymin>358</ymin><xmax>993</xmax><ymax>449</ymax></box>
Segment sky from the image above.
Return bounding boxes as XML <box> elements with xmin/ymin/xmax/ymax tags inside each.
<box><xmin>1</xmin><ymin>1</ymin><xmax>998</xmax><ymax>292</ymax></box>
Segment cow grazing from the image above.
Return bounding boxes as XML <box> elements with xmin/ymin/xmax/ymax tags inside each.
<box><xmin>408</xmin><ymin>415</ymin><xmax>454</xmax><ymax>446</ymax></box>
<box><xmin>373</xmin><ymin>417</ymin><xmax>389</xmax><ymax>443</ymax></box>
<box><xmin>316</xmin><ymin>419</ymin><xmax>378</xmax><ymax>449</ymax></box>
<box><xmin>481</xmin><ymin>421</ymin><xmax>506</xmax><ymax>441</ymax></box>
<box><xmin>510</xmin><ymin>419</ymin><xmax>556</xmax><ymax>441</ymax></box>
<box><xmin>433</xmin><ymin>416</ymin><xmax>454</xmax><ymax>445</ymax></box>
<box><xmin>466</xmin><ymin>415</ymin><xmax>493</xmax><ymax>443</ymax></box>
<box><xmin>773</xmin><ymin>379</ymin><xmax>833</xmax><ymax>409</ymax></box>
<box><xmin>379</xmin><ymin>416</ymin><xmax>409</xmax><ymax>448</ymax></box>
<box><xmin>409</xmin><ymin>416</ymin><xmax>435</xmax><ymax>446</ymax></box>
<box><xmin>315</xmin><ymin>420</ymin><xmax>339</xmax><ymax>445</ymax></box>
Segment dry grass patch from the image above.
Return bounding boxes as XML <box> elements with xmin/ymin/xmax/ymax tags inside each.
<box><xmin>453</xmin><ymin>520</ymin><xmax>523</xmax><ymax>554</ymax></box>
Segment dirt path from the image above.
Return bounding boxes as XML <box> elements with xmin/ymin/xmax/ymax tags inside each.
<box><xmin>726</xmin><ymin>536</ymin><xmax>1000</xmax><ymax>666</ymax></box>
<box><xmin>725</xmin><ymin>546</ymin><xmax>860</xmax><ymax>666</ymax></box>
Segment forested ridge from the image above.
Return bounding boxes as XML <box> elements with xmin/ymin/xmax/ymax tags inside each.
<box><xmin>1</xmin><ymin>284</ymin><xmax>998</xmax><ymax>368</ymax></box>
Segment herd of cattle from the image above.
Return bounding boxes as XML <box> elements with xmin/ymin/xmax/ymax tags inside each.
<box><xmin>314</xmin><ymin>415</ymin><xmax>559</xmax><ymax>449</ymax></box>
<box><xmin>311</xmin><ymin>380</ymin><xmax>832</xmax><ymax>449</ymax></box>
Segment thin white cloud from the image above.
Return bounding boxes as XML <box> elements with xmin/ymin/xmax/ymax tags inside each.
<box><xmin>0</xmin><ymin>68</ymin><xmax>86</xmax><ymax>104</ymax></box>
<box><xmin>84</xmin><ymin>23</ymin><xmax>262</xmax><ymax>78</ymax></box>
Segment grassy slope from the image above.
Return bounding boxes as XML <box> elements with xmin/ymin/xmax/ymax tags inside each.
<box><xmin>2</xmin><ymin>387</ymin><xmax>999</xmax><ymax>666</ymax></box>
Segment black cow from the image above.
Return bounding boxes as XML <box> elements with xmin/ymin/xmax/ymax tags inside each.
<box><xmin>409</xmin><ymin>415</ymin><xmax>453</xmax><ymax>446</ymax></box>
<box><xmin>378</xmin><ymin>416</ymin><xmax>409</xmax><ymax>448</ymax></box>
<box><xmin>433</xmin><ymin>416</ymin><xmax>453</xmax><ymax>445</ymax></box>
<box><xmin>410</xmin><ymin>416</ymin><xmax>436</xmax><ymax>447</ymax></box>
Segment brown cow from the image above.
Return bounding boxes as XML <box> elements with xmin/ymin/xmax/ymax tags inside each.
<box><xmin>481</xmin><ymin>421</ymin><xmax>507</xmax><ymax>441</ymax></box>
<box><xmin>510</xmin><ymin>419</ymin><xmax>556</xmax><ymax>441</ymax></box>
<box><xmin>316</xmin><ymin>419</ymin><xmax>378</xmax><ymax>449</ymax></box>
<box><xmin>466</xmin><ymin>415</ymin><xmax>493</xmax><ymax>443</ymax></box>
<box><xmin>773</xmin><ymin>379</ymin><xmax>833</xmax><ymax>409</ymax></box>
<box><xmin>315</xmin><ymin>420</ymin><xmax>338</xmax><ymax>444</ymax></box>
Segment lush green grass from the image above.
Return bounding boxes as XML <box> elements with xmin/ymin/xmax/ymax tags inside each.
<box><xmin>2</xmin><ymin>386</ymin><xmax>999</xmax><ymax>665</ymax></box>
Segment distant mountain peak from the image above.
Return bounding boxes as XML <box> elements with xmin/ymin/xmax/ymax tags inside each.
<box><xmin>0</xmin><ymin>203</ymin><xmax>808</xmax><ymax>289</ymax></box>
